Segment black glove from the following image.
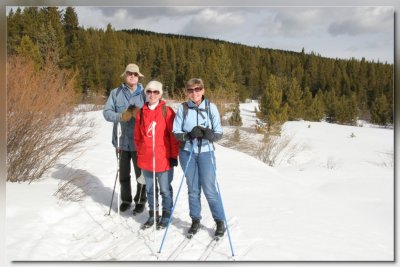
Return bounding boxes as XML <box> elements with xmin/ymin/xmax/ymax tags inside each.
<box><xmin>189</xmin><ymin>126</ymin><xmax>204</xmax><ymax>139</ymax></box>
<box><xmin>199</xmin><ymin>126</ymin><xmax>214</xmax><ymax>141</ymax></box>
<box><xmin>169</xmin><ymin>158</ymin><xmax>178</xmax><ymax>167</ymax></box>
<box><xmin>173</xmin><ymin>133</ymin><xmax>191</xmax><ymax>142</ymax></box>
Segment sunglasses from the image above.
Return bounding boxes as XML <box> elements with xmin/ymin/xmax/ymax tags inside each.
<box><xmin>126</xmin><ymin>71</ymin><xmax>139</xmax><ymax>77</ymax></box>
<box><xmin>187</xmin><ymin>87</ymin><xmax>203</xmax><ymax>93</ymax></box>
<box><xmin>146</xmin><ymin>90</ymin><xmax>160</xmax><ymax>95</ymax></box>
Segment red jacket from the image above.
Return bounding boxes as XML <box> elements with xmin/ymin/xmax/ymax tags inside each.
<box><xmin>134</xmin><ymin>100</ymin><xmax>179</xmax><ymax>172</ymax></box>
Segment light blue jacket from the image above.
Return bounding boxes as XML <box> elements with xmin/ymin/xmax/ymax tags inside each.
<box><xmin>103</xmin><ymin>83</ymin><xmax>145</xmax><ymax>151</ymax></box>
<box><xmin>173</xmin><ymin>99</ymin><xmax>223</xmax><ymax>153</ymax></box>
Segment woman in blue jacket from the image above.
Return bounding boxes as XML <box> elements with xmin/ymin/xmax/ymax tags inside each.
<box><xmin>172</xmin><ymin>78</ymin><xmax>226</xmax><ymax>238</ymax></box>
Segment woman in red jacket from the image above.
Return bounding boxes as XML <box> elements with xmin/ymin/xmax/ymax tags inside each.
<box><xmin>134</xmin><ymin>80</ymin><xmax>179</xmax><ymax>229</ymax></box>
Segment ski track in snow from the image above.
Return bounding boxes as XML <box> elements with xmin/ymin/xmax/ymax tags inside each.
<box><xmin>72</xmin><ymin>204</ymin><xmax>248</xmax><ymax>261</ymax></box>
<box><xmin>6</xmin><ymin>101</ymin><xmax>393</xmax><ymax>261</ymax></box>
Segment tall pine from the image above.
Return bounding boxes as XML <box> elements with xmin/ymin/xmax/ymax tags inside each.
<box><xmin>371</xmin><ymin>94</ymin><xmax>391</xmax><ymax>126</ymax></box>
<box><xmin>286</xmin><ymin>77</ymin><xmax>304</xmax><ymax>120</ymax></box>
<box><xmin>259</xmin><ymin>75</ymin><xmax>288</xmax><ymax>131</ymax></box>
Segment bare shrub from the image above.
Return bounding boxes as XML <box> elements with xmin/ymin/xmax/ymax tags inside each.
<box><xmin>205</xmin><ymin>87</ymin><xmax>237</xmax><ymax>118</ymax></box>
<box><xmin>232</xmin><ymin>127</ymin><xmax>241</xmax><ymax>142</ymax></box>
<box><xmin>53</xmin><ymin>170</ymin><xmax>88</xmax><ymax>203</ymax></box>
<box><xmin>170</xmin><ymin>87</ymin><xmax>187</xmax><ymax>103</ymax></box>
<box><xmin>256</xmin><ymin>134</ymin><xmax>303</xmax><ymax>167</ymax></box>
<box><xmin>79</xmin><ymin>91</ymin><xmax>107</xmax><ymax>112</ymax></box>
<box><xmin>7</xmin><ymin>56</ymin><xmax>93</xmax><ymax>182</ymax></box>
<box><xmin>326</xmin><ymin>156</ymin><xmax>337</xmax><ymax>170</ymax></box>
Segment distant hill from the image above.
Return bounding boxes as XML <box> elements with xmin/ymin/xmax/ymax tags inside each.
<box><xmin>7</xmin><ymin>6</ymin><xmax>393</xmax><ymax>125</ymax></box>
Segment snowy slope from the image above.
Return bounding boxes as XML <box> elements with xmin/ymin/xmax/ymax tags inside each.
<box><xmin>6</xmin><ymin>103</ymin><xmax>394</xmax><ymax>262</ymax></box>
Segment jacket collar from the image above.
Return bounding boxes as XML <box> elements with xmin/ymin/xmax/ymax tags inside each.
<box><xmin>122</xmin><ymin>83</ymin><xmax>143</xmax><ymax>95</ymax></box>
<box><xmin>143</xmin><ymin>99</ymin><xmax>166</xmax><ymax>111</ymax></box>
<box><xmin>187</xmin><ymin>96</ymin><xmax>205</xmax><ymax>108</ymax></box>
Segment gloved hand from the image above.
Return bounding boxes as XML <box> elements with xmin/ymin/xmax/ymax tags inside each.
<box><xmin>198</xmin><ymin>126</ymin><xmax>214</xmax><ymax>141</ymax></box>
<box><xmin>121</xmin><ymin>108</ymin><xmax>134</xmax><ymax>122</ymax></box>
<box><xmin>173</xmin><ymin>133</ymin><xmax>190</xmax><ymax>142</ymax></box>
<box><xmin>127</xmin><ymin>104</ymin><xmax>136</xmax><ymax>112</ymax></box>
<box><xmin>169</xmin><ymin>158</ymin><xmax>178</xmax><ymax>167</ymax></box>
<box><xmin>189</xmin><ymin>126</ymin><xmax>204</xmax><ymax>139</ymax></box>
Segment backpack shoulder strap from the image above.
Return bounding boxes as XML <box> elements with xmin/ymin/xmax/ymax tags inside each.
<box><xmin>181</xmin><ymin>102</ymin><xmax>189</xmax><ymax>129</ymax></box>
<box><xmin>182</xmin><ymin>102</ymin><xmax>189</xmax><ymax>117</ymax></box>
<box><xmin>116</xmin><ymin>86</ymin><xmax>122</xmax><ymax>98</ymax></box>
<box><xmin>204</xmin><ymin>99</ymin><xmax>214</xmax><ymax>130</ymax></box>
<box><xmin>162</xmin><ymin>104</ymin><xmax>167</xmax><ymax>118</ymax></box>
<box><xmin>139</xmin><ymin>107</ymin><xmax>143</xmax><ymax>127</ymax></box>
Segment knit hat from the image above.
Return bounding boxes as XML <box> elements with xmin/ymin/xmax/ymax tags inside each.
<box><xmin>120</xmin><ymin>63</ymin><xmax>144</xmax><ymax>77</ymax></box>
<box><xmin>145</xmin><ymin>80</ymin><xmax>163</xmax><ymax>95</ymax></box>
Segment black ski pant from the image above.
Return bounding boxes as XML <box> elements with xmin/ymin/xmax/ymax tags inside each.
<box><xmin>119</xmin><ymin>150</ymin><xmax>147</xmax><ymax>205</ymax></box>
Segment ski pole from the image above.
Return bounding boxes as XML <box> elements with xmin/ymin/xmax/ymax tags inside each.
<box><xmin>106</xmin><ymin>123</ymin><xmax>121</xmax><ymax>216</ymax></box>
<box><xmin>207</xmin><ymin>143</ymin><xmax>235</xmax><ymax>257</ymax></box>
<box><xmin>158</xmin><ymin>139</ymin><xmax>196</xmax><ymax>253</ymax></box>
<box><xmin>105</xmin><ymin>162</ymin><xmax>118</xmax><ymax>216</ymax></box>
<box><xmin>204</xmin><ymin>100</ymin><xmax>235</xmax><ymax>257</ymax></box>
<box><xmin>106</xmin><ymin>158</ymin><xmax>118</xmax><ymax>216</ymax></box>
<box><xmin>117</xmin><ymin>124</ymin><xmax>122</xmax><ymax>217</ymax></box>
<box><xmin>150</xmin><ymin>121</ymin><xmax>157</xmax><ymax>242</ymax></box>
<box><xmin>145</xmin><ymin>121</ymin><xmax>158</xmax><ymax>242</ymax></box>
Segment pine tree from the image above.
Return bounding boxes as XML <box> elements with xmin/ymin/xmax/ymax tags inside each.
<box><xmin>101</xmin><ymin>24</ymin><xmax>124</xmax><ymax>93</ymax></box>
<box><xmin>243</xmin><ymin>49</ymin><xmax>259</xmax><ymax>97</ymax></box>
<box><xmin>258</xmin><ymin>75</ymin><xmax>288</xmax><ymax>131</ymax></box>
<box><xmin>371</xmin><ymin>94</ymin><xmax>391</xmax><ymax>126</ymax></box>
<box><xmin>302</xmin><ymin>87</ymin><xmax>313</xmax><ymax>121</ymax></box>
<box><xmin>335</xmin><ymin>94</ymin><xmax>358</xmax><ymax>125</ymax></box>
<box><xmin>324</xmin><ymin>89</ymin><xmax>338</xmax><ymax>123</ymax></box>
<box><xmin>16</xmin><ymin>35</ymin><xmax>42</xmax><ymax>69</ymax></box>
<box><xmin>164</xmin><ymin>40</ymin><xmax>177</xmax><ymax>96</ymax></box>
<box><xmin>44</xmin><ymin>7</ymin><xmax>66</xmax><ymax>66</ymax></box>
<box><xmin>291</xmin><ymin>60</ymin><xmax>304</xmax><ymax>86</ymax></box>
<box><xmin>286</xmin><ymin>77</ymin><xmax>304</xmax><ymax>120</ymax></box>
<box><xmin>36</xmin><ymin>23</ymin><xmax>59</xmax><ymax>64</ymax></box>
<box><xmin>185</xmin><ymin>41</ymin><xmax>202</xmax><ymax>82</ymax></box>
<box><xmin>62</xmin><ymin>7</ymin><xmax>80</xmax><ymax>68</ymax></box>
<box><xmin>174</xmin><ymin>43</ymin><xmax>186</xmax><ymax>90</ymax></box>
<box><xmin>7</xmin><ymin>8</ymin><xmax>23</xmax><ymax>55</ymax></box>
<box><xmin>6</xmin><ymin>7</ymin><xmax>393</xmax><ymax>125</ymax></box>
<box><xmin>21</xmin><ymin>7</ymin><xmax>45</xmax><ymax>44</ymax></box>
<box><xmin>308</xmin><ymin>90</ymin><xmax>325</xmax><ymax>121</ymax></box>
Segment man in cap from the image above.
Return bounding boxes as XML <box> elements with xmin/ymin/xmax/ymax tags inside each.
<box><xmin>103</xmin><ymin>63</ymin><xmax>147</xmax><ymax>215</ymax></box>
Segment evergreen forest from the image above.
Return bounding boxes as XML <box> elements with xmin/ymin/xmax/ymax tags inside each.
<box><xmin>7</xmin><ymin>7</ymin><xmax>393</xmax><ymax>126</ymax></box>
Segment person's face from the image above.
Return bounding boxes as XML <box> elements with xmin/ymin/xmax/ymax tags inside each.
<box><xmin>124</xmin><ymin>71</ymin><xmax>139</xmax><ymax>87</ymax></box>
<box><xmin>186</xmin><ymin>84</ymin><xmax>204</xmax><ymax>105</ymax></box>
<box><xmin>146</xmin><ymin>88</ymin><xmax>162</xmax><ymax>105</ymax></box>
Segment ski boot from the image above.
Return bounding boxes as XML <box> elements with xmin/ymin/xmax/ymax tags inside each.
<box><xmin>187</xmin><ymin>219</ymin><xmax>200</xmax><ymax>239</ymax></box>
<box><xmin>141</xmin><ymin>211</ymin><xmax>160</xmax><ymax>229</ymax></box>
<box><xmin>132</xmin><ymin>203</ymin><xmax>145</xmax><ymax>215</ymax></box>
<box><xmin>214</xmin><ymin>220</ymin><xmax>226</xmax><ymax>240</ymax></box>
<box><xmin>156</xmin><ymin>211</ymin><xmax>171</xmax><ymax>230</ymax></box>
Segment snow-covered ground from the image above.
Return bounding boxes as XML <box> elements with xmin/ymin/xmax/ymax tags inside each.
<box><xmin>6</xmin><ymin>101</ymin><xmax>394</xmax><ymax>262</ymax></box>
